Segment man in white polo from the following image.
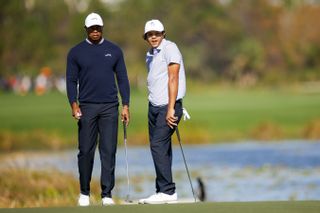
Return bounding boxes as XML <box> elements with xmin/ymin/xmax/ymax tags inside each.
<box><xmin>139</xmin><ymin>19</ymin><xmax>186</xmax><ymax>204</ymax></box>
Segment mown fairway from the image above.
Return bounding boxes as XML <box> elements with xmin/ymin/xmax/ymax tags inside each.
<box><xmin>1</xmin><ymin>201</ymin><xmax>320</xmax><ymax>213</ymax></box>
<box><xmin>1</xmin><ymin>86</ymin><xmax>320</xmax><ymax>149</ymax></box>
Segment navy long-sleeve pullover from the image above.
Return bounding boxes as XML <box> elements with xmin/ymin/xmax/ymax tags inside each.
<box><xmin>66</xmin><ymin>39</ymin><xmax>130</xmax><ymax>106</ymax></box>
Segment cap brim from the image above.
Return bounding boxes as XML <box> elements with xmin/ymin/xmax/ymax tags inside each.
<box><xmin>85</xmin><ymin>24</ymin><xmax>103</xmax><ymax>28</ymax></box>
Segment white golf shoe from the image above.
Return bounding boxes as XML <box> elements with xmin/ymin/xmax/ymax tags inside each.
<box><xmin>102</xmin><ymin>197</ymin><xmax>115</xmax><ymax>206</ymax></box>
<box><xmin>138</xmin><ymin>192</ymin><xmax>177</xmax><ymax>204</ymax></box>
<box><xmin>78</xmin><ymin>194</ymin><xmax>90</xmax><ymax>206</ymax></box>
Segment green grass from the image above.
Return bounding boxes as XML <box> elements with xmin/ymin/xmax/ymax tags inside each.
<box><xmin>1</xmin><ymin>86</ymin><xmax>320</xmax><ymax>150</ymax></box>
<box><xmin>1</xmin><ymin>201</ymin><xmax>320</xmax><ymax>213</ymax></box>
<box><xmin>183</xmin><ymin>87</ymin><xmax>320</xmax><ymax>140</ymax></box>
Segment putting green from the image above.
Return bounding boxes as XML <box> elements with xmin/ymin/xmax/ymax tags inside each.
<box><xmin>1</xmin><ymin>201</ymin><xmax>320</xmax><ymax>213</ymax></box>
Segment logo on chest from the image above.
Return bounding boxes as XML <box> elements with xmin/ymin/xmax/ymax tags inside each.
<box><xmin>105</xmin><ymin>53</ymin><xmax>112</xmax><ymax>57</ymax></box>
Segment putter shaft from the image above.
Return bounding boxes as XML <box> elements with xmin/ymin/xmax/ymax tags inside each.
<box><xmin>176</xmin><ymin>127</ymin><xmax>197</xmax><ymax>202</ymax></box>
<box><xmin>123</xmin><ymin>122</ymin><xmax>131</xmax><ymax>202</ymax></box>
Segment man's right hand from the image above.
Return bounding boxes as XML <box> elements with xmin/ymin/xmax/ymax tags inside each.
<box><xmin>71</xmin><ymin>102</ymin><xmax>82</xmax><ymax>120</ymax></box>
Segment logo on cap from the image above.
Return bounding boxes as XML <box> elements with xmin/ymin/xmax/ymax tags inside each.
<box><xmin>144</xmin><ymin>19</ymin><xmax>164</xmax><ymax>34</ymax></box>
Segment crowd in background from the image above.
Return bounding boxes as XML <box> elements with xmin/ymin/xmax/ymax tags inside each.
<box><xmin>0</xmin><ymin>66</ymin><xmax>66</xmax><ymax>95</ymax></box>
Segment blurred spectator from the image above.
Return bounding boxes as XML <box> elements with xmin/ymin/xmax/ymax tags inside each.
<box><xmin>7</xmin><ymin>75</ymin><xmax>18</xmax><ymax>92</ymax></box>
<box><xmin>0</xmin><ymin>75</ymin><xmax>6</xmax><ymax>91</ymax></box>
<box><xmin>35</xmin><ymin>66</ymin><xmax>52</xmax><ymax>95</ymax></box>
<box><xmin>54</xmin><ymin>76</ymin><xmax>66</xmax><ymax>93</ymax></box>
<box><xmin>0</xmin><ymin>68</ymin><xmax>67</xmax><ymax>95</ymax></box>
<box><xmin>19</xmin><ymin>75</ymin><xmax>32</xmax><ymax>95</ymax></box>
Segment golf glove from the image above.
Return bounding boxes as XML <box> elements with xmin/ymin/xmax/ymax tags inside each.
<box><xmin>182</xmin><ymin>108</ymin><xmax>191</xmax><ymax>121</ymax></box>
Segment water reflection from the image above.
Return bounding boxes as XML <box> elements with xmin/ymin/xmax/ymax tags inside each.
<box><xmin>1</xmin><ymin>140</ymin><xmax>320</xmax><ymax>201</ymax></box>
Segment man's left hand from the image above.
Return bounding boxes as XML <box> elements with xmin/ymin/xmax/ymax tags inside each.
<box><xmin>121</xmin><ymin>105</ymin><xmax>130</xmax><ymax>126</ymax></box>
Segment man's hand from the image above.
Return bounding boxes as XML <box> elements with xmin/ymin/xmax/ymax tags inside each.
<box><xmin>166</xmin><ymin>107</ymin><xmax>178</xmax><ymax>129</ymax></box>
<box><xmin>71</xmin><ymin>102</ymin><xmax>82</xmax><ymax>120</ymax></box>
<box><xmin>121</xmin><ymin>105</ymin><xmax>130</xmax><ymax>126</ymax></box>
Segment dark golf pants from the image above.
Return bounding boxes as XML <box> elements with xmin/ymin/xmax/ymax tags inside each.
<box><xmin>77</xmin><ymin>102</ymin><xmax>118</xmax><ymax>198</ymax></box>
<box><xmin>148</xmin><ymin>99</ymin><xmax>183</xmax><ymax>195</ymax></box>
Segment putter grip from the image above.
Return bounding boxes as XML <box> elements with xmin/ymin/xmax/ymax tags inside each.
<box><xmin>123</xmin><ymin>121</ymin><xmax>127</xmax><ymax>139</ymax></box>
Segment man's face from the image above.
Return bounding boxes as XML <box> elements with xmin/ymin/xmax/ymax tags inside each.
<box><xmin>86</xmin><ymin>25</ymin><xmax>103</xmax><ymax>41</ymax></box>
<box><xmin>146</xmin><ymin>31</ymin><xmax>164</xmax><ymax>48</ymax></box>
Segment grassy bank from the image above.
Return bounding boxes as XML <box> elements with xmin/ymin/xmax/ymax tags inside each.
<box><xmin>0</xmin><ymin>169</ymin><xmax>83</xmax><ymax>208</ymax></box>
<box><xmin>0</xmin><ymin>168</ymin><xmax>130</xmax><ymax>208</ymax></box>
<box><xmin>1</xmin><ymin>85</ymin><xmax>320</xmax><ymax>150</ymax></box>
<box><xmin>1</xmin><ymin>167</ymin><xmax>319</xmax><ymax>210</ymax></box>
<box><xmin>1</xmin><ymin>168</ymin><xmax>320</xmax><ymax>210</ymax></box>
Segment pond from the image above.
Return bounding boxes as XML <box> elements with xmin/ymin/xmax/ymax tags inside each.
<box><xmin>1</xmin><ymin>140</ymin><xmax>320</xmax><ymax>202</ymax></box>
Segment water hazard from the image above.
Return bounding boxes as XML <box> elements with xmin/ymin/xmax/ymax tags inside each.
<box><xmin>1</xmin><ymin>140</ymin><xmax>320</xmax><ymax>201</ymax></box>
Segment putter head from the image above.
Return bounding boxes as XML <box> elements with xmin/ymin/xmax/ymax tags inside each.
<box><xmin>123</xmin><ymin>197</ymin><xmax>134</xmax><ymax>205</ymax></box>
<box><xmin>125</xmin><ymin>195</ymin><xmax>132</xmax><ymax>203</ymax></box>
<box><xmin>125</xmin><ymin>199</ymin><xmax>133</xmax><ymax>203</ymax></box>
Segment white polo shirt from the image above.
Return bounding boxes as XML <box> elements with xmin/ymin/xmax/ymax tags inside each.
<box><xmin>146</xmin><ymin>39</ymin><xmax>186</xmax><ymax>106</ymax></box>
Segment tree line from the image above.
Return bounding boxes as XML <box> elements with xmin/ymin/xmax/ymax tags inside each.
<box><xmin>1</xmin><ymin>0</ymin><xmax>320</xmax><ymax>87</ymax></box>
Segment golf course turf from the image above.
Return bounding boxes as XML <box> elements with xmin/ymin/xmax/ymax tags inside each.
<box><xmin>1</xmin><ymin>87</ymin><xmax>320</xmax><ymax>150</ymax></box>
<box><xmin>1</xmin><ymin>201</ymin><xmax>320</xmax><ymax>213</ymax></box>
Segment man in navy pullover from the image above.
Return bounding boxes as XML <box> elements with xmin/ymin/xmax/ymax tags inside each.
<box><xmin>66</xmin><ymin>13</ymin><xmax>130</xmax><ymax>206</ymax></box>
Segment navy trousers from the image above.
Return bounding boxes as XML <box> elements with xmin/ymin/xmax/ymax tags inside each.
<box><xmin>148</xmin><ymin>99</ymin><xmax>183</xmax><ymax>195</ymax></box>
<box><xmin>77</xmin><ymin>102</ymin><xmax>119</xmax><ymax>198</ymax></box>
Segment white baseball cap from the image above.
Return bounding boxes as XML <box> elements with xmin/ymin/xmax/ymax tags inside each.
<box><xmin>144</xmin><ymin>19</ymin><xmax>164</xmax><ymax>34</ymax></box>
<box><xmin>85</xmin><ymin>13</ymin><xmax>103</xmax><ymax>28</ymax></box>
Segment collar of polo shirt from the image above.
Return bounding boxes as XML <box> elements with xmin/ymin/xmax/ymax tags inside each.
<box><xmin>150</xmin><ymin>39</ymin><xmax>166</xmax><ymax>55</ymax></box>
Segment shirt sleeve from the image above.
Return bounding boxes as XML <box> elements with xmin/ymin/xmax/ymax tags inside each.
<box><xmin>66</xmin><ymin>50</ymin><xmax>79</xmax><ymax>105</ymax></box>
<box><xmin>115</xmin><ymin>49</ymin><xmax>130</xmax><ymax>106</ymax></box>
<box><xmin>164</xmin><ymin>42</ymin><xmax>182</xmax><ymax>65</ymax></box>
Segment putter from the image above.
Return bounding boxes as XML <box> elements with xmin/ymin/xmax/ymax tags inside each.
<box><xmin>123</xmin><ymin>121</ymin><xmax>133</xmax><ymax>203</ymax></box>
<box><xmin>175</xmin><ymin>126</ymin><xmax>197</xmax><ymax>202</ymax></box>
